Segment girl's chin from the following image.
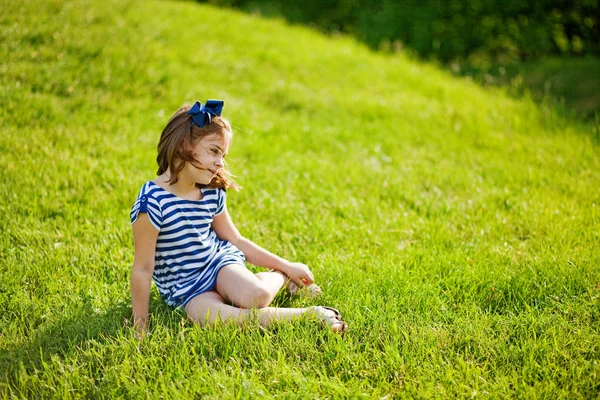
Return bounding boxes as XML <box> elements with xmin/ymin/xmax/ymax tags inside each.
<box><xmin>196</xmin><ymin>175</ymin><xmax>214</xmax><ymax>185</ymax></box>
<box><xmin>193</xmin><ymin>169</ymin><xmax>216</xmax><ymax>185</ymax></box>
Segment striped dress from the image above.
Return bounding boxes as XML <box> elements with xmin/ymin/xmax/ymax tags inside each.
<box><xmin>130</xmin><ymin>181</ymin><xmax>246</xmax><ymax>308</ymax></box>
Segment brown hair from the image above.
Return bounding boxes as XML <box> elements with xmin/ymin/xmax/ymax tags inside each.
<box><xmin>156</xmin><ymin>103</ymin><xmax>240</xmax><ymax>190</ymax></box>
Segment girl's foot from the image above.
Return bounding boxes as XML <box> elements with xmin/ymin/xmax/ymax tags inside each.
<box><xmin>312</xmin><ymin>306</ymin><xmax>348</xmax><ymax>333</ymax></box>
<box><xmin>287</xmin><ymin>280</ymin><xmax>322</xmax><ymax>298</ymax></box>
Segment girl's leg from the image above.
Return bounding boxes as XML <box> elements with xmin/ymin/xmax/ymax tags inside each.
<box><xmin>255</xmin><ymin>269</ymin><xmax>287</xmax><ymax>296</ymax></box>
<box><xmin>185</xmin><ymin>290</ymin><xmax>309</xmax><ymax>328</ymax></box>
<box><xmin>215</xmin><ymin>264</ymin><xmax>285</xmax><ymax>309</ymax></box>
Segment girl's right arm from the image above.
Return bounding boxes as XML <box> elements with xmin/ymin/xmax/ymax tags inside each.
<box><xmin>131</xmin><ymin>212</ymin><xmax>159</xmax><ymax>338</ymax></box>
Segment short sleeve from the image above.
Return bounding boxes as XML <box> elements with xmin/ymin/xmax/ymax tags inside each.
<box><xmin>130</xmin><ymin>183</ymin><xmax>163</xmax><ymax>231</ymax></box>
<box><xmin>215</xmin><ymin>188</ymin><xmax>227</xmax><ymax>216</ymax></box>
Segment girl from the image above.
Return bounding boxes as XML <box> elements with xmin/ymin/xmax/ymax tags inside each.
<box><xmin>130</xmin><ymin>100</ymin><xmax>347</xmax><ymax>337</ymax></box>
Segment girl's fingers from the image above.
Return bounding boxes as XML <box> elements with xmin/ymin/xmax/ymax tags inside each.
<box><xmin>302</xmin><ymin>276</ymin><xmax>314</xmax><ymax>285</ymax></box>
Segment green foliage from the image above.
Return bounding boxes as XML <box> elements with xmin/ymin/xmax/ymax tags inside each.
<box><xmin>1</xmin><ymin>0</ymin><xmax>599</xmax><ymax>398</ymax></box>
<box><xmin>203</xmin><ymin>0</ymin><xmax>600</xmax><ymax>63</ymax></box>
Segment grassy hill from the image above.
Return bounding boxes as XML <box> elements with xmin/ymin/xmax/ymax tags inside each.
<box><xmin>1</xmin><ymin>0</ymin><xmax>599</xmax><ymax>397</ymax></box>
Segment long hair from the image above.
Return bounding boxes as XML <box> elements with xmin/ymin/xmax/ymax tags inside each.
<box><xmin>156</xmin><ymin>103</ymin><xmax>240</xmax><ymax>190</ymax></box>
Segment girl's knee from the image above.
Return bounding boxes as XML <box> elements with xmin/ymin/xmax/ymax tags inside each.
<box><xmin>252</xmin><ymin>284</ymin><xmax>271</xmax><ymax>308</ymax></box>
<box><xmin>187</xmin><ymin>310</ymin><xmax>207</xmax><ymax>326</ymax></box>
<box><xmin>185</xmin><ymin>291</ymin><xmax>223</xmax><ymax>326</ymax></box>
<box><xmin>186</xmin><ymin>301</ymin><xmax>209</xmax><ymax>326</ymax></box>
<box><xmin>236</xmin><ymin>282</ymin><xmax>271</xmax><ymax>309</ymax></box>
<box><xmin>187</xmin><ymin>303</ymin><xmax>225</xmax><ymax>327</ymax></box>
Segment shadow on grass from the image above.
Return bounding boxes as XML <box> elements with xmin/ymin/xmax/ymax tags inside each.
<box><xmin>0</xmin><ymin>294</ymin><xmax>177</xmax><ymax>387</ymax></box>
<box><xmin>0</xmin><ymin>285</ymin><xmax>298</xmax><ymax>390</ymax></box>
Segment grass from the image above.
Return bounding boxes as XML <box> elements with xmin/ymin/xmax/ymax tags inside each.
<box><xmin>1</xmin><ymin>0</ymin><xmax>599</xmax><ymax>398</ymax></box>
<box><xmin>454</xmin><ymin>56</ymin><xmax>600</xmax><ymax>122</ymax></box>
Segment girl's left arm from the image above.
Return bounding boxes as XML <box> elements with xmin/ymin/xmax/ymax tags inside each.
<box><xmin>212</xmin><ymin>205</ymin><xmax>314</xmax><ymax>285</ymax></box>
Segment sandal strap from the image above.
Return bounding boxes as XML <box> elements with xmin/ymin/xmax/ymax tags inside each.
<box><xmin>314</xmin><ymin>306</ymin><xmax>347</xmax><ymax>332</ymax></box>
<box><xmin>319</xmin><ymin>306</ymin><xmax>342</xmax><ymax>320</ymax></box>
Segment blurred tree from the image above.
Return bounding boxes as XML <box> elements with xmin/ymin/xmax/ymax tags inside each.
<box><xmin>201</xmin><ymin>0</ymin><xmax>600</xmax><ymax>63</ymax></box>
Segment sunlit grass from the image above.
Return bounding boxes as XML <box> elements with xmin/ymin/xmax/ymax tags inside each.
<box><xmin>1</xmin><ymin>0</ymin><xmax>599</xmax><ymax>397</ymax></box>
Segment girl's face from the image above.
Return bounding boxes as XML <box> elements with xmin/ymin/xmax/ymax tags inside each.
<box><xmin>184</xmin><ymin>133</ymin><xmax>230</xmax><ymax>185</ymax></box>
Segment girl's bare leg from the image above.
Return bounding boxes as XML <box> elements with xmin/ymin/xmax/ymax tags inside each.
<box><xmin>185</xmin><ymin>290</ymin><xmax>310</xmax><ymax>328</ymax></box>
<box><xmin>215</xmin><ymin>264</ymin><xmax>286</xmax><ymax>309</ymax></box>
<box><xmin>255</xmin><ymin>269</ymin><xmax>287</xmax><ymax>297</ymax></box>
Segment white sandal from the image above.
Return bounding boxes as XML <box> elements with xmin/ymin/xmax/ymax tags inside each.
<box><xmin>313</xmin><ymin>306</ymin><xmax>348</xmax><ymax>333</ymax></box>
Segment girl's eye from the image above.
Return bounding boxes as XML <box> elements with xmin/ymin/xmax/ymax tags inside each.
<box><xmin>212</xmin><ymin>149</ymin><xmax>220</xmax><ymax>155</ymax></box>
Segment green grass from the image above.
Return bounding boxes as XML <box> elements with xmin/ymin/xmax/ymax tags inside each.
<box><xmin>1</xmin><ymin>0</ymin><xmax>599</xmax><ymax>398</ymax></box>
<box><xmin>455</xmin><ymin>56</ymin><xmax>600</xmax><ymax>121</ymax></box>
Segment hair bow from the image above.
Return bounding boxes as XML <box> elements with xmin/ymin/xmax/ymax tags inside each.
<box><xmin>187</xmin><ymin>100</ymin><xmax>224</xmax><ymax>128</ymax></box>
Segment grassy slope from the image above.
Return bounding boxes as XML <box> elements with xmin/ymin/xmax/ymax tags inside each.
<box><xmin>1</xmin><ymin>0</ymin><xmax>599</xmax><ymax>398</ymax></box>
<box><xmin>456</xmin><ymin>56</ymin><xmax>600</xmax><ymax>121</ymax></box>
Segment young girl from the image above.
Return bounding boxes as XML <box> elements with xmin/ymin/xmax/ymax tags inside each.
<box><xmin>130</xmin><ymin>100</ymin><xmax>347</xmax><ymax>336</ymax></box>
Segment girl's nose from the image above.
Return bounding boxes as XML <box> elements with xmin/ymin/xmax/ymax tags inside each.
<box><xmin>215</xmin><ymin>156</ymin><xmax>224</xmax><ymax>168</ymax></box>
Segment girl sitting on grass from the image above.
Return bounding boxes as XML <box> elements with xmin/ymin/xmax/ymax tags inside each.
<box><xmin>130</xmin><ymin>100</ymin><xmax>347</xmax><ymax>337</ymax></box>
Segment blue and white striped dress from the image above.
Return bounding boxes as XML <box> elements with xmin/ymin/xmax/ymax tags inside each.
<box><xmin>130</xmin><ymin>181</ymin><xmax>246</xmax><ymax>308</ymax></box>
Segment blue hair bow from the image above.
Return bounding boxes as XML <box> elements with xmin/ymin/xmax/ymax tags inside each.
<box><xmin>187</xmin><ymin>100</ymin><xmax>224</xmax><ymax>128</ymax></box>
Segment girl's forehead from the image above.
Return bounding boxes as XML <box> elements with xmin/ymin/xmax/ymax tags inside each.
<box><xmin>201</xmin><ymin>133</ymin><xmax>230</xmax><ymax>148</ymax></box>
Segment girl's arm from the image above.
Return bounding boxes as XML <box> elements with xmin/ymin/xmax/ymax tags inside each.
<box><xmin>212</xmin><ymin>205</ymin><xmax>315</xmax><ymax>286</ymax></box>
<box><xmin>131</xmin><ymin>213</ymin><xmax>159</xmax><ymax>338</ymax></box>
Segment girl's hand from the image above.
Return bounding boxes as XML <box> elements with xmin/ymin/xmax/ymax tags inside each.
<box><xmin>285</xmin><ymin>262</ymin><xmax>315</xmax><ymax>287</ymax></box>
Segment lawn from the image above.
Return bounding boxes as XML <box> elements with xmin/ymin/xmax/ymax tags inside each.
<box><xmin>1</xmin><ymin>0</ymin><xmax>599</xmax><ymax>398</ymax></box>
<box><xmin>455</xmin><ymin>56</ymin><xmax>600</xmax><ymax>122</ymax></box>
